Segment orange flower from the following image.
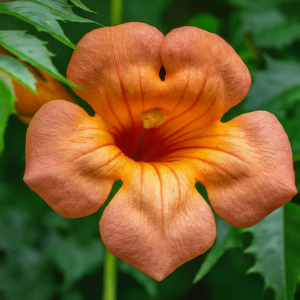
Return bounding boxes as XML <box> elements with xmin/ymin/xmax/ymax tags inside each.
<box><xmin>24</xmin><ymin>23</ymin><xmax>297</xmax><ymax>280</ymax></box>
<box><xmin>0</xmin><ymin>47</ymin><xmax>75</xmax><ymax>124</ymax></box>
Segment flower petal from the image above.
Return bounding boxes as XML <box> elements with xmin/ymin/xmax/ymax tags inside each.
<box><xmin>67</xmin><ymin>24</ymin><xmax>250</xmax><ymax>140</ymax></box>
<box><xmin>24</xmin><ymin>100</ymin><xmax>127</xmax><ymax>218</ymax></box>
<box><xmin>67</xmin><ymin>22</ymin><xmax>164</xmax><ymax>134</ymax></box>
<box><xmin>100</xmin><ymin>161</ymin><xmax>216</xmax><ymax>281</ymax></box>
<box><xmin>148</xmin><ymin>26</ymin><xmax>251</xmax><ymax>143</ymax></box>
<box><xmin>162</xmin><ymin>111</ymin><xmax>297</xmax><ymax>227</ymax></box>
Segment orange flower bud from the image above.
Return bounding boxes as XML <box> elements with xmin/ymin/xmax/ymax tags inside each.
<box><xmin>0</xmin><ymin>47</ymin><xmax>75</xmax><ymax>124</ymax></box>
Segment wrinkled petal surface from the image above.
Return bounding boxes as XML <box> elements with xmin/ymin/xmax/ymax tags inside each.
<box><xmin>160</xmin><ymin>111</ymin><xmax>297</xmax><ymax>227</ymax></box>
<box><xmin>67</xmin><ymin>23</ymin><xmax>251</xmax><ymax>157</ymax></box>
<box><xmin>67</xmin><ymin>22</ymin><xmax>164</xmax><ymax>136</ymax></box>
<box><xmin>24</xmin><ymin>100</ymin><xmax>126</xmax><ymax>218</ymax></box>
<box><xmin>25</xmin><ymin>22</ymin><xmax>297</xmax><ymax>281</ymax></box>
<box><xmin>101</xmin><ymin>161</ymin><xmax>216</xmax><ymax>280</ymax></box>
<box><xmin>25</xmin><ymin>100</ymin><xmax>217</xmax><ymax>280</ymax></box>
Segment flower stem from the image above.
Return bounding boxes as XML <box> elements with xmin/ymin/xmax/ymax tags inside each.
<box><xmin>102</xmin><ymin>2</ymin><xmax>122</xmax><ymax>299</ymax></box>
<box><xmin>103</xmin><ymin>249</ymin><xmax>117</xmax><ymax>300</ymax></box>
<box><xmin>110</xmin><ymin>0</ymin><xmax>123</xmax><ymax>26</ymax></box>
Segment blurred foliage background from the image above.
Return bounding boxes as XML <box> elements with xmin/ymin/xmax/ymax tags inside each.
<box><xmin>0</xmin><ymin>0</ymin><xmax>300</xmax><ymax>299</ymax></box>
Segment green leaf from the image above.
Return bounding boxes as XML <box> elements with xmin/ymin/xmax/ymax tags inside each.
<box><xmin>0</xmin><ymin>208</ymin><xmax>34</xmax><ymax>251</ymax></box>
<box><xmin>295</xmin><ymin>163</ymin><xmax>300</xmax><ymax>191</ymax></box>
<box><xmin>189</xmin><ymin>13</ymin><xmax>222</xmax><ymax>34</ymax></box>
<box><xmin>241</xmin><ymin>9</ymin><xmax>285</xmax><ymax>33</ymax></box>
<box><xmin>245</xmin><ymin>57</ymin><xmax>300</xmax><ymax>111</ymax></box>
<box><xmin>245</xmin><ymin>208</ymin><xmax>286</xmax><ymax>298</ymax></box>
<box><xmin>281</xmin><ymin>118</ymin><xmax>300</xmax><ymax>162</ymax></box>
<box><xmin>69</xmin><ymin>0</ymin><xmax>96</xmax><ymax>13</ymax></box>
<box><xmin>0</xmin><ymin>54</ymin><xmax>37</xmax><ymax>93</ymax></box>
<box><xmin>119</xmin><ymin>260</ymin><xmax>157</xmax><ymax>298</ymax></box>
<box><xmin>260</xmin><ymin>85</ymin><xmax>300</xmax><ymax>161</ymax></box>
<box><xmin>265</xmin><ymin>85</ymin><xmax>300</xmax><ymax>118</ymax></box>
<box><xmin>61</xmin><ymin>291</ymin><xmax>84</xmax><ymax>300</ymax></box>
<box><xmin>229</xmin><ymin>0</ymin><xmax>283</xmax><ymax>10</ymax></box>
<box><xmin>51</xmin><ymin>236</ymin><xmax>104</xmax><ymax>289</ymax></box>
<box><xmin>229</xmin><ymin>0</ymin><xmax>298</xmax><ymax>9</ymax></box>
<box><xmin>245</xmin><ymin>203</ymin><xmax>300</xmax><ymax>300</ymax></box>
<box><xmin>124</xmin><ymin>0</ymin><xmax>173</xmax><ymax>32</ymax></box>
<box><xmin>256</xmin><ymin>22</ymin><xmax>300</xmax><ymax>49</ymax></box>
<box><xmin>241</xmin><ymin>9</ymin><xmax>300</xmax><ymax>48</ymax></box>
<box><xmin>241</xmin><ymin>8</ymin><xmax>300</xmax><ymax>48</ymax></box>
<box><xmin>285</xmin><ymin>203</ymin><xmax>300</xmax><ymax>297</ymax></box>
<box><xmin>0</xmin><ymin>207</ymin><xmax>56</xmax><ymax>300</ymax></box>
<box><xmin>193</xmin><ymin>216</ymin><xmax>242</xmax><ymax>283</ymax></box>
<box><xmin>0</xmin><ymin>75</ymin><xmax>16</xmax><ymax>155</ymax></box>
<box><xmin>31</xmin><ymin>0</ymin><xmax>96</xmax><ymax>23</ymax></box>
<box><xmin>0</xmin><ymin>248</ymin><xmax>56</xmax><ymax>300</ymax></box>
<box><xmin>0</xmin><ymin>30</ymin><xmax>81</xmax><ymax>89</ymax></box>
<box><xmin>0</xmin><ymin>1</ymin><xmax>76</xmax><ymax>49</ymax></box>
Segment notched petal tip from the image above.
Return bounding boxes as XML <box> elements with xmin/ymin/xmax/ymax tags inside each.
<box><xmin>200</xmin><ymin>111</ymin><xmax>297</xmax><ymax>228</ymax></box>
<box><xmin>101</xmin><ymin>213</ymin><xmax>216</xmax><ymax>281</ymax></box>
<box><xmin>99</xmin><ymin>163</ymin><xmax>216</xmax><ymax>280</ymax></box>
<box><xmin>24</xmin><ymin>100</ymin><xmax>123</xmax><ymax>218</ymax></box>
<box><xmin>160</xmin><ymin>26</ymin><xmax>251</xmax><ymax>121</ymax></box>
<box><xmin>67</xmin><ymin>22</ymin><xmax>164</xmax><ymax>118</ymax></box>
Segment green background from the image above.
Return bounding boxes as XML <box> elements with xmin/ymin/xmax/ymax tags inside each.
<box><xmin>1</xmin><ymin>0</ymin><xmax>300</xmax><ymax>299</ymax></box>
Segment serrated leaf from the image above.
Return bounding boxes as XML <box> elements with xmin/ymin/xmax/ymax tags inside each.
<box><xmin>119</xmin><ymin>260</ymin><xmax>157</xmax><ymax>298</ymax></box>
<box><xmin>245</xmin><ymin>208</ymin><xmax>286</xmax><ymax>296</ymax></box>
<box><xmin>0</xmin><ymin>75</ymin><xmax>16</xmax><ymax>155</ymax></box>
<box><xmin>193</xmin><ymin>216</ymin><xmax>242</xmax><ymax>283</ymax></box>
<box><xmin>0</xmin><ymin>1</ymin><xmax>76</xmax><ymax>49</ymax></box>
<box><xmin>285</xmin><ymin>203</ymin><xmax>300</xmax><ymax>297</ymax></box>
<box><xmin>0</xmin><ymin>54</ymin><xmax>37</xmax><ymax>93</ymax></box>
<box><xmin>0</xmin><ymin>31</ymin><xmax>81</xmax><ymax>89</ymax></box>
<box><xmin>245</xmin><ymin>203</ymin><xmax>300</xmax><ymax>300</ymax></box>
<box><xmin>31</xmin><ymin>0</ymin><xmax>96</xmax><ymax>23</ymax></box>
<box><xmin>51</xmin><ymin>237</ymin><xmax>104</xmax><ymax>289</ymax></box>
<box><xmin>245</xmin><ymin>57</ymin><xmax>300</xmax><ymax>111</ymax></box>
<box><xmin>69</xmin><ymin>0</ymin><xmax>95</xmax><ymax>13</ymax></box>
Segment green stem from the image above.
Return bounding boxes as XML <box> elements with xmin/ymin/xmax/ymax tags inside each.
<box><xmin>103</xmin><ymin>1</ymin><xmax>121</xmax><ymax>298</ymax></box>
<box><xmin>110</xmin><ymin>0</ymin><xmax>123</xmax><ymax>26</ymax></box>
<box><xmin>103</xmin><ymin>249</ymin><xmax>117</xmax><ymax>300</ymax></box>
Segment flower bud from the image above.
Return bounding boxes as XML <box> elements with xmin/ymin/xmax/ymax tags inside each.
<box><xmin>0</xmin><ymin>47</ymin><xmax>75</xmax><ymax>124</ymax></box>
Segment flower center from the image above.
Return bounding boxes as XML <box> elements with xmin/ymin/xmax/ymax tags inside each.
<box><xmin>141</xmin><ymin>108</ymin><xmax>165</xmax><ymax>129</ymax></box>
<box><xmin>114</xmin><ymin>108</ymin><xmax>170</xmax><ymax>162</ymax></box>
